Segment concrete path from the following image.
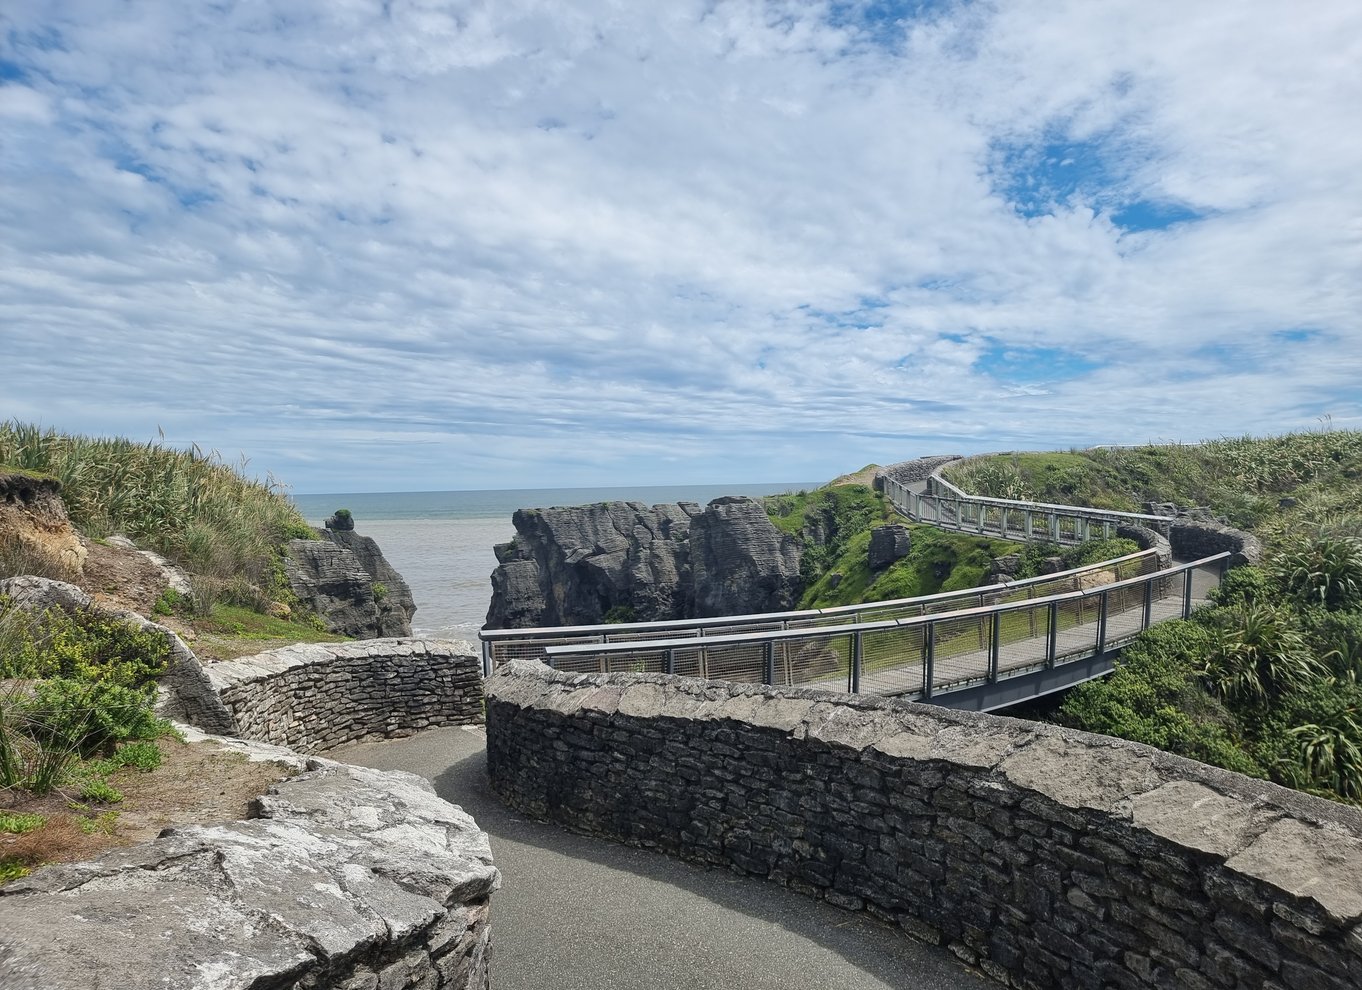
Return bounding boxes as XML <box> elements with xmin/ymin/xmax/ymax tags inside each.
<box><xmin>333</xmin><ymin>727</ymin><xmax>991</xmax><ymax>990</ymax></box>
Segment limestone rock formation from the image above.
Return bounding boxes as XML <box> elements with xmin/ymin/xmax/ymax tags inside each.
<box><xmin>867</xmin><ymin>524</ymin><xmax>912</xmax><ymax>571</ymax></box>
<box><xmin>485</xmin><ymin>496</ymin><xmax>805</xmax><ymax>628</ymax></box>
<box><xmin>486</xmin><ymin>501</ymin><xmax>697</xmax><ymax>628</ymax></box>
<box><xmin>284</xmin><ymin>523</ymin><xmax>415</xmax><ymax>639</ymax></box>
<box><xmin>0</xmin><ymin>469</ymin><xmax>86</xmax><ymax>581</ymax></box>
<box><xmin>690</xmin><ymin>497</ymin><xmax>802</xmax><ymax>617</ymax></box>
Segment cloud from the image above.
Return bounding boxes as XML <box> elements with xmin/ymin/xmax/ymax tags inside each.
<box><xmin>1</xmin><ymin>0</ymin><xmax>1360</xmax><ymax>491</ymax></box>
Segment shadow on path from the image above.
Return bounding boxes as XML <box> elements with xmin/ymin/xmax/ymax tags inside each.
<box><xmin>334</xmin><ymin>727</ymin><xmax>990</xmax><ymax>990</ymax></box>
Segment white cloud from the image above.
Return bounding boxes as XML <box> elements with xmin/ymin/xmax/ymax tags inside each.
<box><xmin>1</xmin><ymin>0</ymin><xmax>1359</xmax><ymax>491</ymax></box>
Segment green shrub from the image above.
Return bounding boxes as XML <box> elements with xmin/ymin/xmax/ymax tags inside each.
<box><xmin>1059</xmin><ymin>621</ymin><xmax>1265</xmax><ymax>778</ymax></box>
<box><xmin>99</xmin><ymin>740</ymin><xmax>163</xmax><ymax>773</ymax></box>
<box><xmin>151</xmin><ymin>588</ymin><xmax>188</xmax><ymax>617</ymax></box>
<box><xmin>0</xmin><ymin>599</ymin><xmax>170</xmax><ymax>690</ymax></box>
<box><xmin>0</xmin><ymin>811</ymin><xmax>44</xmax><ymax>834</ymax></box>
<box><xmin>372</xmin><ymin>582</ymin><xmax>389</xmax><ymax>602</ymax></box>
<box><xmin>1208</xmin><ymin>565</ymin><xmax>1271</xmax><ymax>607</ymax></box>
<box><xmin>22</xmin><ymin>679</ymin><xmax>166</xmax><ymax>757</ymax></box>
<box><xmin>1061</xmin><ymin>537</ymin><xmax>1141</xmax><ymax>569</ymax></box>
<box><xmin>1269</xmin><ymin>535</ymin><xmax>1362</xmax><ymax>611</ymax></box>
<box><xmin>78</xmin><ymin>777</ymin><xmax>124</xmax><ymax>804</ymax></box>
<box><xmin>1197</xmin><ymin>603</ymin><xmax>1325</xmax><ymax>705</ymax></box>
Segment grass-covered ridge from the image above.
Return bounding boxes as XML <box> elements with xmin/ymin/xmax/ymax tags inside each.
<box><xmin>944</xmin><ymin>431</ymin><xmax>1362</xmax><ymax>534</ymax></box>
<box><xmin>0</xmin><ymin>421</ymin><xmax>316</xmax><ymax>610</ymax></box>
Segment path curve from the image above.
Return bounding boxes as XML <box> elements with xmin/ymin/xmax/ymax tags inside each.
<box><xmin>334</xmin><ymin>726</ymin><xmax>991</xmax><ymax>990</ymax></box>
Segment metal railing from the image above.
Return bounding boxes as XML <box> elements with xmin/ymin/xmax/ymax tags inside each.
<box><xmin>537</xmin><ymin>554</ymin><xmax>1229</xmax><ymax>711</ymax></box>
<box><xmin>882</xmin><ymin>472</ymin><xmax>1172</xmax><ymax>545</ymax></box>
<box><xmin>479</xmin><ymin>549</ymin><xmax>1161</xmax><ymax>676</ymax></box>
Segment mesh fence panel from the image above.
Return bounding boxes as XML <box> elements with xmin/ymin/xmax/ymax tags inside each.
<box><xmin>929</xmin><ymin>614</ymin><xmax>992</xmax><ymax>689</ymax></box>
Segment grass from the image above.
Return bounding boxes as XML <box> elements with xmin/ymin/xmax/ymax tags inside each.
<box><xmin>946</xmin><ymin>432</ymin><xmax>1362</xmax><ymax>535</ymax></box>
<box><xmin>0</xmin><ymin>422</ymin><xmax>317</xmax><ymax>611</ymax></box>
<box><xmin>192</xmin><ymin>603</ymin><xmax>347</xmax><ymax>661</ymax></box>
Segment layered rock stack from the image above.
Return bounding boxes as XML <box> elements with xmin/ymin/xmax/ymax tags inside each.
<box><xmin>285</xmin><ymin>512</ymin><xmax>416</xmax><ymax>638</ymax></box>
<box><xmin>485</xmin><ymin>496</ymin><xmax>803</xmax><ymax>628</ymax></box>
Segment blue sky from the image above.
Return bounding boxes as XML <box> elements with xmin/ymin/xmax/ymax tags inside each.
<box><xmin>2</xmin><ymin>1</ymin><xmax>1359</xmax><ymax>493</ymax></box>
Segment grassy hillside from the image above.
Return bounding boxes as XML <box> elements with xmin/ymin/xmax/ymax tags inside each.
<box><xmin>944</xmin><ymin>431</ymin><xmax>1362</xmax><ymax>537</ymax></box>
<box><xmin>767</xmin><ymin>484</ymin><xmax>1029</xmax><ymax>609</ymax></box>
<box><xmin>0</xmin><ymin>422</ymin><xmax>315</xmax><ymax>611</ymax></box>
<box><xmin>944</xmin><ymin>433</ymin><xmax>1362</xmax><ymax>806</ymax></box>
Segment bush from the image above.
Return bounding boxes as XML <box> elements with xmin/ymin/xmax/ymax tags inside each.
<box><xmin>1269</xmin><ymin>535</ymin><xmax>1362</xmax><ymax>611</ymax></box>
<box><xmin>1058</xmin><ymin>621</ymin><xmax>1265</xmax><ymax>778</ymax></box>
<box><xmin>0</xmin><ymin>599</ymin><xmax>170</xmax><ymax>690</ymax></box>
<box><xmin>1208</xmin><ymin>565</ymin><xmax>1271</xmax><ymax>608</ymax></box>
<box><xmin>22</xmin><ymin>679</ymin><xmax>165</xmax><ymax>757</ymax></box>
<box><xmin>1197</xmin><ymin>603</ymin><xmax>1325</xmax><ymax>705</ymax></box>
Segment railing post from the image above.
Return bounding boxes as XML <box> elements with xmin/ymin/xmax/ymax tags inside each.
<box><xmin>1049</xmin><ymin>512</ymin><xmax>1059</xmax><ymax>541</ymax></box>
<box><xmin>1183</xmin><ymin>568</ymin><xmax>1194</xmax><ymax>618</ymax></box>
<box><xmin>1047</xmin><ymin>601</ymin><xmax>1059</xmax><ymax>668</ymax></box>
<box><xmin>1143</xmin><ymin>579</ymin><xmax>1154</xmax><ymax>631</ymax></box>
<box><xmin>988</xmin><ymin>615</ymin><xmax>1000</xmax><ymax>683</ymax></box>
<box><xmin>481</xmin><ymin>640</ymin><xmax>492</xmax><ymax>678</ymax></box>
<box><xmin>1025</xmin><ymin>510</ymin><xmax>1034</xmax><ymax>540</ymax></box>
<box><xmin>763</xmin><ymin>640</ymin><xmax>775</xmax><ymax>685</ymax></box>
<box><xmin>665</xmin><ymin>647</ymin><xmax>677</xmax><ymax>676</ymax></box>
<box><xmin>923</xmin><ymin>623</ymin><xmax>935</xmax><ymax>699</ymax></box>
<box><xmin>1096</xmin><ymin>591</ymin><xmax>1109</xmax><ymax>656</ymax></box>
<box><xmin>851</xmin><ymin>631</ymin><xmax>863</xmax><ymax>694</ymax></box>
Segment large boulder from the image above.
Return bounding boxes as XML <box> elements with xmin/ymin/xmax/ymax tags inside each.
<box><xmin>0</xmin><ymin>469</ymin><xmax>86</xmax><ymax>582</ymax></box>
<box><xmin>284</xmin><ymin>524</ymin><xmax>415</xmax><ymax>639</ymax></box>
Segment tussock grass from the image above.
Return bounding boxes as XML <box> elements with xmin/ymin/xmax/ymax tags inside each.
<box><xmin>0</xmin><ymin>422</ymin><xmax>315</xmax><ymax>609</ymax></box>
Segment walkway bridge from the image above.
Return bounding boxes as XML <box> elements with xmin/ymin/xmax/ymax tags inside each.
<box><xmin>480</xmin><ymin>464</ymin><xmax>1227</xmax><ymax>712</ymax></box>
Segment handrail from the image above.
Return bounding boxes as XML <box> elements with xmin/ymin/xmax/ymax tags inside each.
<box><xmin>480</xmin><ymin>548</ymin><xmax>1155</xmax><ymax>643</ymax></box>
<box><xmin>925</xmin><ymin>471</ymin><xmax>1173</xmax><ymax>524</ymax></box>
<box><xmin>539</xmin><ymin>553</ymin><xmax>1230</xmax><ymax>708</ymax></box>
<box><xmin>547</xmin><ymin>554</ymin><xmax>1226</xmax><ymax>658</ymax></box>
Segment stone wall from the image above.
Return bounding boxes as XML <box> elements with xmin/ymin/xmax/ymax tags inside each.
<box><xmin>487</xmin><ymin>662</ymin><xmax>1362</xmax><ymax>990</ymax></box>
<box><xmin>1115</xmin><ymin>523</ymin><xmax>1174</xmax><ymax>570</ymax></box>
<box><xmin>1169</xmin><ymin>518</ymin><xmax>1263</xmax><ymax>568</ymax></box>
<box><xmin>0</xmin><ymin>736</ymin><xmax>498</xmax><ymax>990</ymax></box>
<box><xmin>207</xmin><ymin>639</ymin><xmax>484</xmax><ymax>753</ymax></box>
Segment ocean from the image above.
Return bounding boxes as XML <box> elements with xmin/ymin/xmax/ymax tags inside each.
<box><xmin>292</xmin><ymin>484</ymin><xmax>815</xmax><ymax>642</ymax></box>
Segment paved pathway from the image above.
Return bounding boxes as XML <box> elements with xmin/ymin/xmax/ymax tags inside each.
<box><xmin>334</xmin><ymin>726</ymin><xmax>991</xmax><ymax>990</ymax></box>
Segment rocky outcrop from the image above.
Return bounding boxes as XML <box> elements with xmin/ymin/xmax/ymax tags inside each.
<box><xmin>0</xmin><ymin>740</ymin><xmax>498</xmax><ymax>990</ymax></box>
<box><xmin>486</xmin><ymin>501</ymin><xmax>698</xmax><ymax>628</ymax></box>
<box><xmin>868</xmin><ymin>524</ymin><xmax>912</xmax><ymax>571</ymax></box>
<box><xmin>0</xmin><ymin>469</ymin><xmax>86</xmax><ymax>581</ymax></box>
<box><xmin>486</xmin><ymin>496</ymin><xmax>805</xmax><ymax>628</ymax></box>
<box><xmin>690</xmin><ymin>497</ymin><xmax>802</xmax><ymax>617</ymax></box>
<box><xmin>285</xmin><ymin>523</ymin><xmax>415</xmax><ymax>639</ymax></box>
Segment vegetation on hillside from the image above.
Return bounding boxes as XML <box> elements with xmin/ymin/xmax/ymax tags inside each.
<box><xmin>948</xmin><ymin>432</ymin><xmax>1362</xmax><ymax>805</ymax></box>
<box><xmin>764</xmin><ymin>483</ymin><xmax>1122</xmax><ymax>610</ymax></box>
<box><xmin>0</xmin><ymin>421</ymin><xmax>316</xmax><ymax>611</ymax></box>
<box><xmin>0</xmin><ymin>596</ymin><xmax>178</xmax><ymax>881</ymax></box>
<box><xmin>944</xmin><ymin>431</ymin><xmax>1362</xmax><ymax>534</ymax></box>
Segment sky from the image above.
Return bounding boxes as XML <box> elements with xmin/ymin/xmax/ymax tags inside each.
<box><xmin>2</xmin><ymin>1</ymin><xmax>1360</xmax><ymax>494</ymax></box>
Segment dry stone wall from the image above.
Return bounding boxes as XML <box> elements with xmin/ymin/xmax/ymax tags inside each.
<box><xmin>207</xmin><ymin>639</ymin><xmax>484</xmax><ymax>753</ymax></box>
<box><xmin>487</xmin><ymin>662</ymin><xmax>1362</xmax><ymax>990</ymax></box>
<box><xmin>0</xmin><ymin>737</ymin><xmax>498</xmax><ymax>990</ymax></box>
